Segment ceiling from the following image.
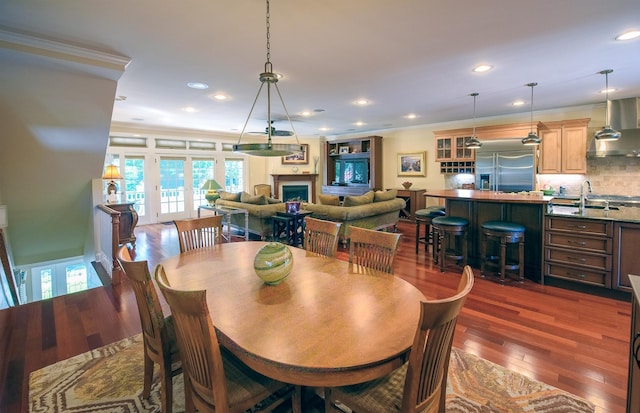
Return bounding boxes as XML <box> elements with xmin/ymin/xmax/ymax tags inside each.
<box><xmin>1</xmin><ymin>0</ymin><xmax>639</xmax><ymax>138</ymax></box>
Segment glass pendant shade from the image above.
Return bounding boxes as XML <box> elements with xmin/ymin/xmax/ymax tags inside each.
<box><xmin>522</xmin><ymin>82</ymin><xmax>541</xmax><ymax>146</ymax></box>
<box><xmin>464</xmin><ymin>92</ymin><xmax>482</xmax><ymax>149</ymax></box>
<box><xmin>594</xmin><ymin>69</ymin><xmax>621</xmax><ymax>141</ymax></box>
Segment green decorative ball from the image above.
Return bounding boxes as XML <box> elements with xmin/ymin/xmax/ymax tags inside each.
<box><xmin>254</xmin><ymin>242</ymin><xmax>293</xmax><ymax>285</ymax></box>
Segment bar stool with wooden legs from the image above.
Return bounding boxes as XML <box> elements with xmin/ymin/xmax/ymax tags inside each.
<box><xmin>415</xmin><ymin>206</ymin><xmax>445</xmax><ymax>254</ymax></box>
<box><xmin>480</xmin><ymin>221</ymin><xmax>525</xmax><ymax>283</ymax></box>
<box><xmin>431</xmin><ymin>216</ymin><xmax>469</xmax><ymax>272</ymax></box>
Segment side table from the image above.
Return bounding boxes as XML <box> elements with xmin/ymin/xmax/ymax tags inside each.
<box><xmin>273</xmin><ymin>210</ymin><xmax>313</xmax><ymax>248</ymax></box>
<box><xmin>388</xmin><ymin>188</ymin><xmax>426</xmax><ymax>221</ymax></box>
<box><xmin>198</xmin><ymin>205</ymin><xmax>249</xmax><ymax>241</ymax></box>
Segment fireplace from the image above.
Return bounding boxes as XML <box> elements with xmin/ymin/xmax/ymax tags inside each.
<box><xmin>282</xmin><ymin>185</ymin><xmax>309</xmax><ymax>202</ymax></box>
<box><xmin>271</xmin><ymin>174</ymin><xmax>318</xmax><ymax>203</ymax></box>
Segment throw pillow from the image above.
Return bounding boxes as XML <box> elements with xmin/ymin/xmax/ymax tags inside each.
<box><xmin>318</xmin><ymin>194</ymin><xmax>340</xmax><ymax>206</ymax></box>
<box><xmin>241</xmin><ymin>192</ymin><xmax>268</xmax><ymax>205</ymax></box>
<box><xmin>267</xmin><ymin>197</ymin><xmax>282</xmax><ymax>204</ymax></box>
<box><xmin>219</xmin><ymin>191</ymin><xmax>241</xmax><ymax>201</ymax></box>
<box><xmin>343</xmin><ymin>191</ymin><xmax>374</xmax><ymax>207</ymax></box>
<box><xmin>374</xmin><ymin>189</ymin><xmax>398</xmax><ymax>202</ymax></box>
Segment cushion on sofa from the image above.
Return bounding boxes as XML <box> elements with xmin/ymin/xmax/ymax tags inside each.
<box><xmin>343</xmin><ymin>191</ymin><xmax>374</xmax><ymax>207</ymax></box>
<box><xmin>220</xmin><ymin>191</ymin><xmax>242</xmax><ymax>201</ymax></box>
<box><xmin>318</xmin><ymin>194</ymin><xmax>341</xmax><ymax>206</ymax></box>
<box><xmin>374</xmin><ymin>189</ymin><xmax>397</xmax><ymax>202</ymax></box>
<box><xmin>267</xmin><ymin>197</ymin><xmax>283</xmax><ymax>204</ymax></box>
<box><xmin>241</xmin><ymin>192</ymin><xmax>268</xmax><ymax>205</ymax></box>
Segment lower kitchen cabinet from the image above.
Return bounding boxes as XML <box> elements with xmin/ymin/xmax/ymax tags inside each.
<box><xmin>544</xmin><ymin>216</ymin><xmax>613</xmax><ymax>288</ymax></box>
<box><xmin>629</xmin><ymin>275</ymin><xmax>640</xmax><ymax>412</ymax></box>
<box><xmin>613</xmin><ymin>222</ymin><xmax>640</xmax><ymax>292</ymax></box>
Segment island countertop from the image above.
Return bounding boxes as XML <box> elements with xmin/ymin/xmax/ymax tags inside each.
<box><xmin>424</xmin><ymin>189</ymin><xmax>553</xmax><ymax>204</ymax></box>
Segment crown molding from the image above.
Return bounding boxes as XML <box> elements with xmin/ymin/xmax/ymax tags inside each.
<box><xmin>0</xmin><ymin>27</ymin><xmax>130</xmax><ymax>75</ymax></box>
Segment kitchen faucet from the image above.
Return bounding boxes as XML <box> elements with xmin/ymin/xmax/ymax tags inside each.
<box><xmin>579</xmin><ymin>179</ymin><xmax>592</xmax><ymax>213</ymax></box>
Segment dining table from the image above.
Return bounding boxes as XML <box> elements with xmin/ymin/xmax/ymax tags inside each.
<box><xmin>159</xmin><ymin>241</ymin><xmax>426</xmax><ymax>388</ymax></box>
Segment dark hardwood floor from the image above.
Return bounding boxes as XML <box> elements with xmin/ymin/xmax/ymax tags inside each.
<box><xmin>0</xmin><ymin>221</ymin><xmax>632</xmax><ymax>412</ymax></box>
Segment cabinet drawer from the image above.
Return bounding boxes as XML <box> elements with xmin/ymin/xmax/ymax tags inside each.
<box><xmin>546</xmin><ymin>232</ymin><xmax>612</xmax><ymax>254</ymax></box>
<box><xmin>545</xmin><ymin>247</ymin><xmax>611</xmax><ymax>270</ymax></box>
<box><xmin>546</xmin><ymin>216</ymin><xmax>612</xmax><ymax>236</ymax></box>
<box><xmin>545</xmin><ymin>262</ymin><xmax>608</xmax><ymax>287</ymax></box>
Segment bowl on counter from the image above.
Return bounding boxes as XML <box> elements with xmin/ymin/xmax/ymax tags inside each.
<box><xmin>542</xmin><ymin>189</ymin><xmax>554</xmax><ymax>196</ymax></box>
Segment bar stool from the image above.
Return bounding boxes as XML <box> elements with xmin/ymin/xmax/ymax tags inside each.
<box><xmin>415</xmin><ymin>206</ymin><xmax>445</xmax><ymax>254</ymax></box>
<box><xmin>431</xmin><ymin>216</ymin><xmax>469</xmax><ymax>272</ymax></box>
<box><xmin>480</xmin><ymin>221</ymin><xmax>525</xmax><ymax>283</ymax></box>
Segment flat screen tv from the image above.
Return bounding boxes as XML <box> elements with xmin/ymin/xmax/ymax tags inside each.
<box><xmin>334</xmin><ymin>158</ymin><xmax>369</xmax><ymax>185</ymax></box>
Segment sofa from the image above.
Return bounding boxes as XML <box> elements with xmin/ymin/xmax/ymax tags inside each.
<box><xmin>215</xmin><ymin>191</ymin><xmax>286</xmax><ymax>240</ymax></box>
<box><xmin>302</xmin><ymin>190</ymin><xmax>406</xmax><ymax>246</ymax></box>
<box><xmin>215</xmin><ymin>189</ymin><xmax>405</xmax><ymax>244</ymax></box>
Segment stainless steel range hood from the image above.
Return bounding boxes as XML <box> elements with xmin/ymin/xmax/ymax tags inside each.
<box><xmin>587</xmin><ymin>97</ymin><xmax>640</xmax><ymax>157</ymax></box>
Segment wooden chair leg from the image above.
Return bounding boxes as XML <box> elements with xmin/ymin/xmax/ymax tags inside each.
<box><xmin>160</xmin><ymin>362</ymin><xmax>173</xmax><ymax>413</ymax></box>
<box><xmin>142</xmin><ymin>352</ymin><xmax>153</xmax><ymax>398</ymax></box>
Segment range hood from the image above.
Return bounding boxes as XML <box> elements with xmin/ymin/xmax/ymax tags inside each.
<box><xmin>588</xmin><ymin>97</ymin><xmax>640</xmax><ymax>157</ymax></box>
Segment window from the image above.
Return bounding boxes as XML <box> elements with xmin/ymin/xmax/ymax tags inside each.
<box><xmin>159</xmin><ymin>157</ymin><xmax>186</xmax><ymax>214</ymax></box>
<box><xmin>124</xmin><ymin>156</ymin><xmax>146</xmax><ymax>217</ymax></box>
<box><xmin>224</xmin><ymin>158</ymin><xmax>244</xmax><ymax>192</ymax></box>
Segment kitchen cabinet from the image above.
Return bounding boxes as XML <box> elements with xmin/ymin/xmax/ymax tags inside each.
<box><xmin>538</xmin><ymin>119</ymin><xmax>589</xmax><ymax>174</ymax></box>
<box><xmin>613</xmin><ymin>222</ymin><xmax>640</xmax><ymax>292</ymax></box>
<box><xmin>435</xmin><ymin>136</ymin><xmax>475</xmax><ymax>162</ymax></box>
<box><xmin>322</xmin><ymin>136</ymin><xmax>382</xmax><ymax>198</ymax></box>
<box><xmin>543</xmin><ymin>215</ymin><xmax>613</xmax><ymax>287</ymax></box>
<box><xmin>628</xmin><ymin>275</ymin><xmax>640</xmax><ymax>413</ymax></box>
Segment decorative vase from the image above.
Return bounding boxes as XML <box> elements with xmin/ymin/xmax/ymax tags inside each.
<box><xmin>402</xmin><ymin>182</ymin><xmax>413</xmax><ymax>189</ymax></box>
<box><xmin>253</xmin><ymin>242</ymin><xmax>294</xmax><ymax>285</ymax></box>
<box><xmin>286</xmin><ymin>201</ymin><xmax>301</xmax><ymax>214</ymax></box>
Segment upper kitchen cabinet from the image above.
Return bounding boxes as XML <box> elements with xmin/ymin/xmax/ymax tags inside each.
<box><xmin>434</xmin><ymin>134</ymin><xmax>475</xmax><ymax>162</ymax></box>
<box><xmin>538</xmin><ymin>118</ymin><xmax>590</xmax><ymax>174</ymax></box>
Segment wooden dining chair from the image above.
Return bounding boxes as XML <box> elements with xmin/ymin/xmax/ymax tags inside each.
<box><xmin>325</xmin><ymin>265</ymin><xmax>475</xmax><ymax>413</ymax></box>
<box><xmin>154</xmin><ymin>266</ymin><xmax>300</xmax><ymax>413</ymax></box>
<box><xmin>174</xmin><ymin>215</ymin><xmax>223</xmax><ymax>253</ymax></box>
<box><xmin>348</xmin><ymin>226</ymin><xmax>401</xmax><ymax>274</ymax></box>
<box><xmin>303</xmin><ymin>217</ymin><xmax>342</xmax><ymax>258</ymax></box>
<box><xmin>116</xmin><ymin>246</ymin><xmax>181</xmax><ymax>413</ymax></box>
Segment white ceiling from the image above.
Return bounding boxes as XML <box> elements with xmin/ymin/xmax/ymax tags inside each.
<box><xmin>1</xmin><ymin>0</ymin><xmax>639</xmax><ymax>137</ymax></box>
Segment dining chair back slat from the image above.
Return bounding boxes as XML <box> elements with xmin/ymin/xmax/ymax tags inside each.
<box><xmin>348</xmin><ymin>226</ymin><xmax>401</xmax><ymax>274</ymax></box>
<box><xmin>116</xmin><ymin>246</ymin><xmax>181</xmax><ymax>413</ymax></box>
<box><xmin>303</xmin><ymin>217</ymin><xmax>341</xmax><ymax>258</ymax></box>
<box><xmin>154</xmin><ymin>265</ymin><xmax>298</xmax><ymax>413</ymax></box>
<box><xmin>325</xmin><ymin>265</ymin><xmax>475</xmax><ymax>413</ymax></box>
<box><xmin>174</xmin><ymin>215</ymin><xmax>223</xmax><ymax>253</ymax></box>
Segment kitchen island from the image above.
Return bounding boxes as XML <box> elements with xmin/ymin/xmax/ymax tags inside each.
<box><xmin>424</xmin><ymin>190</ymin><xmax>552</xmax><ymax>282</ymax></box>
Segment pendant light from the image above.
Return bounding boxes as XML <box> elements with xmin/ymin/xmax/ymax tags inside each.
<box><xmin>521</xmin><ymin>82</ymin><xmax>541</xmax><ymax>146</ymax></box>
<box><xmin>594</xmin><ymin>69</ymin><xmax>621</xmax><ymax>141</ymax></box>
<box><xmin>465</xmin><ymin>92</ymin><xmax>482</xmax><ymax>149</ymax></box>
<box><xmin>233</xmin><ymin>0</ymin><xmax>304</xmax><ymax>157</ymax></box>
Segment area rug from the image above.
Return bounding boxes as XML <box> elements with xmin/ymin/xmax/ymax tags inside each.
<box><xmin>29</xmin><ymin>334</ymin><xmax>595</xmax><ymax>412</ymax></box>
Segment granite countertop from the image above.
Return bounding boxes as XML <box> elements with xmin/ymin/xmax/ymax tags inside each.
<box><xmin>424</xmin><ymin>189</ymin><xmax>552</xmax><ymax>204</ymax></box>
<box><xmin>547</xmin><ymin>205</ymin><xmax>640</xmax><ymax>223</ymax></box>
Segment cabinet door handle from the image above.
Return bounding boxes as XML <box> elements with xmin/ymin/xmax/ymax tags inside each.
<box><xmin>634</xmin><ymin>332</ymin><xmax>640</xmax><ymax>369</ymax></box>
<box><xmin>566</xmin><ymin>256</ymin><xmax>587</xmax><ymax>263</ymax></box>
<box><xmin>566</xmin><ymin>272</ymin><xmax>586</xmax><ymax>279</ymax></box>
<box><xmin>567</xmin><ymin>240</ymin><xmax>587</xmax><ymax>246</ymax></box>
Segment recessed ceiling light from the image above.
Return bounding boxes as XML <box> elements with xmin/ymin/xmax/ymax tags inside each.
<box><xmin>616</xmin><ymin>30</ymin><xmax>640</xmax><ymax>41</ymax></box>
<box><xmin>187</xmin><ymin>82</ymin><xmax>209</xmax><ymax>90</ymax></box>
<box><xmin>512</xmin><ymin>100</ymin><xmax>525</xmax><ymax>106</ymax></box>
<box><xmin>473</xmin><ymin>64</ymin><xmax>493</xmax><ymax>73</ymax></box>
<box><xmin>300</xmin><ymin>111</ymin><xmax>312</xmax><ymax>117</ymax></box>
<box><xmin>406</xmin><ymin>113</ymin><xmax>418</xmax><ymax>119</ymax></box>
<box><xmin>182</xmin><ymin>106</ymin><xmax>197</xmax><ymax>113</ymax></box>
<box><xmin>115</xmin><ymin>95</ymin><xmax>127</xmax><ymax>101</ymax></box>
<box><xmin>354</xmin><ymin>98</ymin><xmax>370</xmax><ymax>106</ymax></box>
<box><xmin>319</xmin><ymin>127</ymin><xmax>330</xmax><ymax>132</ymax></box>
<box><xmin>212</xmin><ymin>94</ymin><xmax>228</xmax><ymax>100</ymax></box>
<box><xmin>354</xmin><ymin>121</ymin><xmax>366</xmax><ymax>127</ymax></box>
<box><xmin>599</xmin><ymin>88</ymin><xmax>617</xmax><ymax>94</ymax></box>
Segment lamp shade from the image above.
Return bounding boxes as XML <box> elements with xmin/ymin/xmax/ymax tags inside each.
<box><xmin>102</xmin><ymin>164</ymin><xmax>123</xmax><ymax>180</ymax></box>
<box><xmin>200</xmin><ymin>179</ymin><xmax>222</xmax><ymax>191</ymax></box>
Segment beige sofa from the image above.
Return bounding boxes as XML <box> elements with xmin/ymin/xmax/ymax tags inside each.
<box><xmin>215</xmin><ymin>190</ymin><xmax>405</xmax><ymax>244</ymax></box>
<box><xmin>302</xmin><ymin>190</ymin><xmax>405</xmax><ymax>246</ymax></box>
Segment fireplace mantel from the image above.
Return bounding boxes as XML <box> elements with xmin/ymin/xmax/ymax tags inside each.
<box><xmin>272</xmin><ymin>174</ymin><xmax>318</xmax><ymax>203</ymax></box>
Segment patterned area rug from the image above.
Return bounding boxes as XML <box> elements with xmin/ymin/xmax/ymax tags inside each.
<box><xmin>29</xmin><ymin>334</ymin><xmax>595</xmax><ymax>412</ymax></box>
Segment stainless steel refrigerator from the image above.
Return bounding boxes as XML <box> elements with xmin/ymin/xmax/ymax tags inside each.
<box><xmin>475</xmin><ymin>139</ymin><xmax>535</xmax><ymax>192</ymax></box>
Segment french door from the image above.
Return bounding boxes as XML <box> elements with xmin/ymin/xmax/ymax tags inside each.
<box><xmin>158</xmin><ymin>156</ymin><xmax>187</xmax><ymax>222</ymax></box>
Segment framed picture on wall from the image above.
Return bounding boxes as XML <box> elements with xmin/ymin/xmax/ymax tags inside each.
<box><xmin>397</xmin><ymin>151</ymin><xmax>426</xmax><ymax>176</ymax></box>
<box><xmin>282</xmin><ymin>143</ymin><xmax>309</xmax><ymax>164</ymax></box>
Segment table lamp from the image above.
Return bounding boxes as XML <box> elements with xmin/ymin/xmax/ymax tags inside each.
<box><xmin>201</xmin><ymin>179</ymin><xmax>222</xmax><ymax>206</ymax></box>
<box><xmin>102</xmin><ymin>164</ymin><xmax>123</xmax><ymax>203</ymax></box>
